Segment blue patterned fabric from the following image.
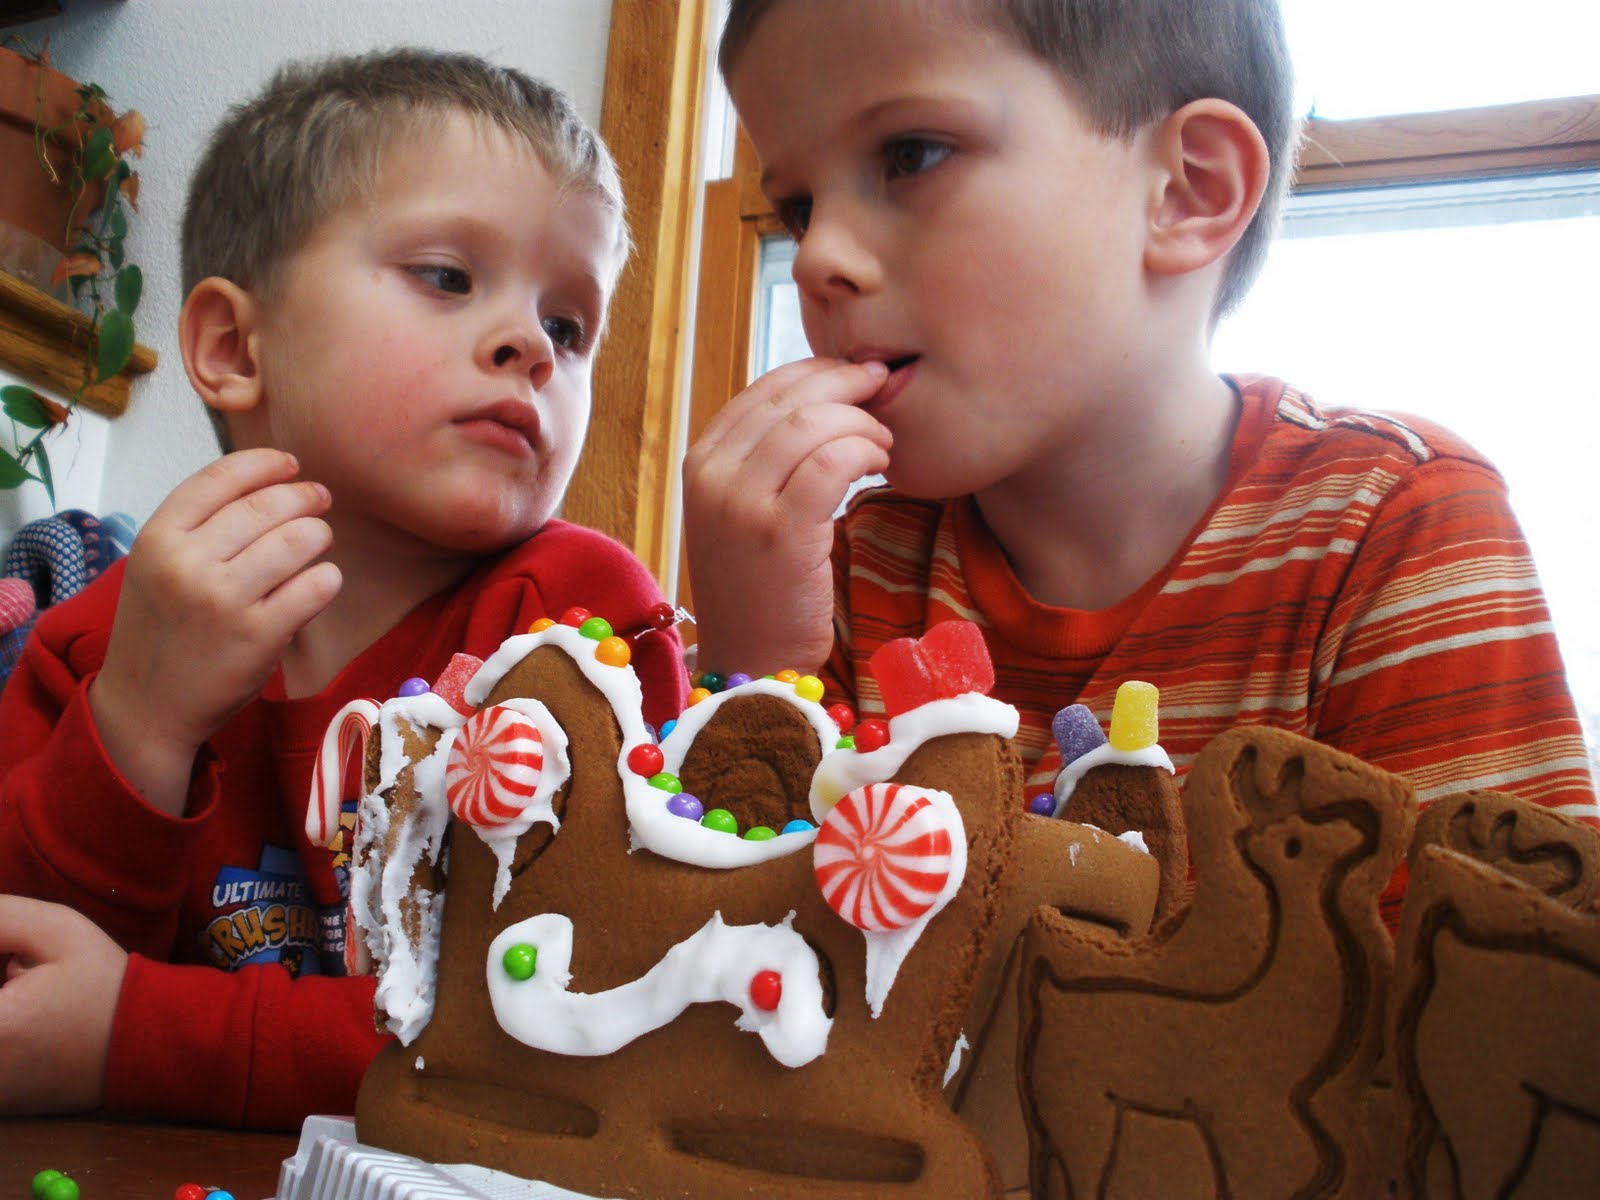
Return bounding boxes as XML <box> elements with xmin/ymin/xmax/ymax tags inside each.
<box><xmin>0</xmin><ymin>509</ymin><xmax>137</xmax><ymax>688</ymax></box>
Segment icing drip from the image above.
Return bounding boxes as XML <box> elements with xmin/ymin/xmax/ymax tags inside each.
<box><xmin>486</xmin><ymin>911</ymin><xmax>832</xmax><ymax>1068</ymax></box>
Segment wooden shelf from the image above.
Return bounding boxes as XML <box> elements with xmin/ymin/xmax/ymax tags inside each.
<box><xmin>0</xmin><ymin>267</ymin><xmax>156</xmax><ymax>416</ymax></box>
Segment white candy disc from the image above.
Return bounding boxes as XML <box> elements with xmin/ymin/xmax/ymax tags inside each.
<box><xmin>446</xmin><ymin>704</ymin><xmax>546</xmax><ymax>828</ymax></box>
<box><xmin>814</xmin><ymin>782</ymin><xmax>955</xmax><ymax>931</ymax></box>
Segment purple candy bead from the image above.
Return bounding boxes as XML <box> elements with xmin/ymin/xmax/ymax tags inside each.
<box><xmin>1027</xmin><ymin>793</ymin><xmax>1056</xmax><ymax>817</ymax></box>
<box><xmin>1052</xmin><ymin>703</ymin><xmax>1106</xmax><ymax>765</ymax></box>
<box><xmin>725</xmin><ymin>672</ymin><xmax>753</xmax><ymax>689</ymax></box>
<box><xmin>666</xmin><ymin>792</ymin><xmax>704</xmax><ymax>822</ymax></box>
<box><xmin>397</xmin><ymin>676</ymin><xmax>430</xmax><ymax>698</ymax></box>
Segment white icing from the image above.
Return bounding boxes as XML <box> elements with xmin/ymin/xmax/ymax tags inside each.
<box><xmin>657</xmin><ymin>677</ymin><xmax>841</xmax><ymax>774</ymax></box>
<box><xmin>858</xmin><ymin>787</ymin><xmax>968</xmax><ymax>1017</ymax></box>
<box><xmin>1051</xmin><ymin>741</ymin><xmax>1175</xmax><ymax>817</ymax></box>
<box><xmin>486</xmin><ymin>911</ymin><xmax>832</xmax><ymax>1068</ymax></box>
<box><xmin>1118</xmin><ymin>829</ymin><xmax>1150</xmax><ymax>855</ymax></box>
<box><xmin>458</xmin><ymin>699</ymin><xmax>572</xmax><ymax>910</ymax></box>
<box><xmin>944</xmin><ymin>1030</ymin><xmax>970</xmax><ymax>1087</ymax></box>
<box><xmin>414</xmin><ymin>1056</ymin><xmax>425</xmax><ymax>1071</ymax></box>
<box><xmin>810</xmin><ymin>694</ymin><xmax>1019</xmax><ymax>821</ymax></box>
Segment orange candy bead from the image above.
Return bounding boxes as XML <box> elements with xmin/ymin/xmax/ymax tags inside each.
<box><xmin>774</xmin><ymin>669</ymin><xmax>800</xmax><ymax>683</ymax></box>
<box><xmin>528</xmin><ymin>617</ymin><xmax>556</xmax><ymax>633</ymax></box>
<box><xmin>687</xmin><ymin>687</ymin><xmax>712</xmax><ymax>706</ymax></box>
<box><xmin>594</xmin><ymin>636</ymin><xmax>632</xmax><ymax>667</ymax></box>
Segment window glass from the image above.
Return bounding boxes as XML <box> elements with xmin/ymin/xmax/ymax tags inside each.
<box><xmin>1284</xmin><ymin>0</ymin><xmax>1600</xmax><ymax>118</ymax></box>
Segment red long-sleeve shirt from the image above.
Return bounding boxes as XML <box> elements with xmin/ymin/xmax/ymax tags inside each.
<box><xmin>0</xmin><ymin>520</ymin><xmax>685</xmax><ymax>1129</ymax></box>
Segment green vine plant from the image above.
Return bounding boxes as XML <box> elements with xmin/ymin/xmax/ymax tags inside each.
<box><xmin>1</xmin><ymin>35</ymin><xmax>144</xmax><ymax>505</ymax></box>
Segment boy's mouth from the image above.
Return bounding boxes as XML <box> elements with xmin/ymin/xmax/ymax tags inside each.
<box><xmin>884</xmin><ymin>354</ymin><xmax>918</xmax><ymax>373</ymax></box>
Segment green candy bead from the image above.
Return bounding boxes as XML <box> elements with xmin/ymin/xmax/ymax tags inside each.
<box><xmin>700</xmin><ymin>808</ymin><xmax>738</xmax><ymax>835</ymax></box>
<box><xmin>697</xmin><ymin>671</ymin><xmax>725</xmax><ymax>693</ymax></box>
<box><xmin>40</xmin><ymin>1178</ymin><xmax>78</xmax><ymax>1200</ymax></box>
<box><xmin>743</xmin><ymin>825</ymin><xmax>776</xmax><ymax>841</ymax></box>
<box><xmin>835</xmin><ymin>735</ymin><xmax>855</xmax><ymax>750</ymax></box>
<box><xmin>647</xmin><ymin>771</ymin><xmax>683</xmax><ymax>794</ymax></box>
<box><xmin>32</xmin><ymin>1172</ymin><xmax>63</xmax><ymax>1200</ymax></box>
<box><xmin>502</xmin><ymin>942</ymin><xmax>538</xmax><ymax>981</ymax></box>
<box><xmin>577</xmin><ymin>616</ymin><xmax>613</xmax><ymax>641</ymax></box>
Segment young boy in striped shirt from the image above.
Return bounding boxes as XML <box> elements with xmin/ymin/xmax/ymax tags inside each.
<box><xmin>682</xmin><ymin>0</ymin><xmax>1595</xmax><ymax>923</ymax></box>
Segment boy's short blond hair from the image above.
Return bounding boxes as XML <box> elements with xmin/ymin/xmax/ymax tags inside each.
<box><xmin>180</xmin><ymin>46</ymin><xmax>627</xmax><ymax>299</ymax></box>
<box><xmin>719</xmin><ymin>0</ymin><xmax>1298</xmax><ymax>318</ymax></box>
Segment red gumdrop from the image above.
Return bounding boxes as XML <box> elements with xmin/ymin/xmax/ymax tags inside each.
<box><xmin>867</xmin><ymin>620</ymin><xmax>995</xmax><ymax>718</ymax></box>
<box><xmin>853</xmin><ymin>719</ymin><xmax>890</xmax><ymax>753</ymax></box>
<box><xmin>826</xmin><ymin>703</ymin><xmax>855</xmax><ymax>733</ymax></box>
<box><xmin>626</xmin><ymin>743</ymin><xmax>665</xmax><ymax>777</ymax></box>
<box><xmin>558</xmin><ymin>606</ymin><xmax>592</xmax><ymax>628</ymax></box>
<box><xmin>432</xmin><ymin>652</ymin><xmax>484</xmax><ymax>716</ymax></box>
<box><xmin>749</xmin><ymin>969</ymin><xmax>783</xmax><ymax>1012</ymax></box>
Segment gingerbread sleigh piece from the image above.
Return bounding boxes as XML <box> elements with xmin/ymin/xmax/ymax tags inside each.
<box><xmin>1018</xmin><ymin>726</ymin><xmax>1416</xmax><ymax>1199</ymax></box>
<box><xmin>1389</xmin><ymin>791</ymin><xmax>1600</xmax><ymax>1199</ymax></box>
<box><xmin>326</xmin><ymin>617</ymin><xmax>1156</xmax><ymax>1199</ymax></box>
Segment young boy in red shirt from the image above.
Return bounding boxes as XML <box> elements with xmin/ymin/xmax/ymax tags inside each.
<box><xmin>683</xmin><ymin>0</ymin><xmax>1596</xmax><ymax>922</ymax></box>
<box><xmin>0</xmin><ymin>48</ymin><xmax>685</xmax><ymax>1128</ymax></box>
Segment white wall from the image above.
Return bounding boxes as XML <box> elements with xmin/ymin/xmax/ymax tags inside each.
<box><xmin>3</xmin><ymin>0</ymin><xmax>613</xmax><ymax>535</ymax></box>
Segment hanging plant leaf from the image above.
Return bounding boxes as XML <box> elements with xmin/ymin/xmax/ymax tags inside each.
<box><xmin>115</xmin><ymin>264</ymin><xmax>143</xmax><ymax>314</ymax></box>
<box><xmin>96</xmin><ymin>308</ymin><xmax>135</xmax><ymax>382</ymax></box>
<box><xmin>51</xmin><ymin>253</ymin><xmax>103</xmax><ymax>288</ymax></box>
<box><xmin>36</xmin><ymin>444</ymin><xmax>56</xmax><ymax>507</ymax></box>
<box><xmin>2</xmin><ymin>385</ymin><xmax>55</xmax><ymax>429</ymax></box>
<box><xmin>109</xmin><ymin>204</ymin><xmax>129</xmax><ymax>240</ymax></box>
<box><xmin>83</xmin><ymin>126</ymin><xmax>117</xmax><ymax>180</ymax></box>
<box><xmin>0</xmin><ymin>450</ymin><xmax>37</xmax><ymax>490</ymax></box>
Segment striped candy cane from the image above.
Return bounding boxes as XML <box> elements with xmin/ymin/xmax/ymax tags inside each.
<box><xmin>306</xmin><ymin>698</ymin><xmax>381</xmax><ymax>846</ymax></box>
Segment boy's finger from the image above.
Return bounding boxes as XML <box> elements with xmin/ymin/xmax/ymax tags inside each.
<box><xmin>780</xmin><ymin>434</ymin><xmax>894</xmax><ymax>524</ymax></box>
<box><xmin>0</xmin><ymin>895</ymin><xmax>76</xmax><ymax>958</ymax></box>
<box><xmin>222</xmin><ymin>516</ymin><xmax>337</xmax><ymax>609</ymax></box>
<box><xmin>254</xmin><ymin>560</ymin><xmax>343</xmax><ymax>643</ymax></box>
<box><xmin>145</xmin><ymin>449</ymin><xmax>304</xmax><ymax>535</ymax></box>
<box><xmin>699</xmin><ymin>358</ymin><xmax>886</xmax><ymax>458</ymax></box>
<box><xmin>201</xmin><ymin>481</ymin><xmax>334</xmax><ymax>566</ymax></box>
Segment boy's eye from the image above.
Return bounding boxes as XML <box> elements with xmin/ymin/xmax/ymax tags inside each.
<box><xmin>775</xmin><ymin>196</ymin><xmax>812</xmax><ymax>241</ymax></box>
<box><xmin>409</xmin><ymin>264</ymin><xmax>472</xmax><ymax>295</ymax></box>
<box><xmin>542</xmin><ymin>315</ymin><xmax>586</xmax><ymax>351</ymax></box>
<box><xmin>883</xmin><ymin>137</ymin><xmax>951</xmax><ymax>180</ymax></box>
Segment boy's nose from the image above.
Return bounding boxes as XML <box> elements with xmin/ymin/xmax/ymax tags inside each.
<box><xmin>483</xmin><ymin>325</ymin><xmax>554</xmax><ymax>389</ymax></box>
<box><xmin>791</xmin><ymin>209</ymin><xmax>882</xmax><ymax>306</ymax></box>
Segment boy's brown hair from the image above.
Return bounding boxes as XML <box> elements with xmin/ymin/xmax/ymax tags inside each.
<box><xmin>719</xmin><ymin>0</ymin><xmax>1299</xmax><ymax>318</ymax></box>
<box><xmin>181</xmin><ymin>46</ymin><xmax>626</xmax><ymax>450</ymax></box>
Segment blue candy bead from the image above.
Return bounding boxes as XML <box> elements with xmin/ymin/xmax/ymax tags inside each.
<box><xmin>725</xmin><ymin>672</ymin><xmax>753</xmax><ymax>689</ymax></box>
<box><xmin>659</xmin><ymin>718</ymin><xmax>678</xmax><ymax>741</ymax></box>
<box><xmin>780</xmin><ymin>818</ymin><xmax>815</xmax><ymax>836</ymax></box>
<box><xmin>397</xmin><ymin>676</ymin><xmax>430</xmax><ymax>698</ymax></box>
<box><xmin>667</xmin><ymin>793</ymin><xmax>704</xmax><ymax>821</ymax></box>
<box><xmin>1027</xmin><ymin>793</ymin><xmax>1056</xmax><ymax>817</ymax></box>
<box><xmin>1052</xmin><ymin>703</ymin><xmax>1106</xmax><ymax>765</ymax></box>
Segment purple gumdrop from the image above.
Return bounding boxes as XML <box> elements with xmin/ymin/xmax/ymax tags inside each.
<box><xmin>1027</xmin><ymin>793</ymin><xmax>1056</xmax><ymax>817</ymax></box>
<box><xmin>725</xmin><ymin>672</ymin><xmax>753</xmax><ymax>689</ymax></box>
<box><xmin>1052</xmin><ymin>704</ymin><xmax>1106</xmax><ymax>765</ymax></box>
<box><xmin>397</xmin><ymin>676</ymin><xmax>430</xmax><ymax>698</ymax></box>
<box><xmin>666</xmin><ymin>792</ymin><xmax>704</xmax><ymax>821</ymax></box>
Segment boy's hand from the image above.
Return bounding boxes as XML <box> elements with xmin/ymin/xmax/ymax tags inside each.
<box><xmin>90</xmin><ymin>449</ymin><xmax>341</xmax><ymax>816</ymax></box>
<box><xmin>0</xmin><ymin>895</ymin><xmax>127</xmax><ymax>1115</ymax></box>
<box><xmin>683</xmin><ymin>357</ymin><xmax>890</xmax><ymax>676</ymax></box>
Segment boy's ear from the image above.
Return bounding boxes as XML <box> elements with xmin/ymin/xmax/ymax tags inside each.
<box><xmin>179</xmin><ymin>277</ymin><xmax>264</xmax><ymax>416</ymax></box>
<box><xmin>1144</xmin><ymin>99</ymin><xmax>1271</xmax><ymax>278</ymax></box>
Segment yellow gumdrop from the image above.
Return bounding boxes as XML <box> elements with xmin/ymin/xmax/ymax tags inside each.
<box><xmin>528</xmin><ymin>617</ymin><xmax>557</xmax><ymax>633</ymax></box>
<box><xmin>775</xmin><ymin>668</ymin><xmax>800</xmax><ymax>683</ymax></box>
<box><xmin>794</xmin><ymin>674</ymin><xmax>825</xmax><ymax>703</ymax></box>
<box><xmin>1108</xmin><ymin>680</ymin><xmax>1159</xmax><ymax>751</ymax></box>
<box><xmin>594</xmin><ymin>636</ymin><xmax>632</xmax><ymax>668</ymax></box>
<box><xmin>687</xmin><ymin>686</ymin><xmax>712</xmax><ymax>707</ymax></box>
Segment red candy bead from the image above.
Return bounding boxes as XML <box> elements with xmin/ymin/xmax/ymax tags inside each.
<box><xmin>175</xmin><ymin>1186</ymin><xmax>208</xmax><ymax>1200</ymax></box>
<box><xmin>647</xmin><ymin>602</ymin><xmax>678</xmax><ymax>630</ymax></box>
<box><xmin>626</xmin><ymin>743</ymin><xmax>665</xmax><ymax>777</ymax></box>
<box><xmin>826</xmin><ymin>703</ymin><xmax>855</xmax><ymax>734</ymax></box>
<box><xmin>749</xmin><ymin>969</ymin><xmax>783</xmax><ymax>1012</ymax></box>
<box><xmin>853</xmin><ymin>719</ymin><xmax>890</xmax><ymax>753</ymax></box>
<box><xmin>558</xmin><ymin>606</ymin><xmax>592</xmax><ymax>628</ymax></box>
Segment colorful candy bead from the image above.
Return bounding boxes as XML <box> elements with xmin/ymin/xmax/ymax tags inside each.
<box><xmin>1027</xmin><ymin>793</ymin><xmax>1056</xmax><ymax>817</ymax></box>
<box><xmin>528</xmin><ymin>617</ymin><xmax>556</xmax><ymax>633</ymax></box>
<box><xmin>659</xmin><ymin>718</ymin><xmax>678</xmax><ymax>740</ymax></box>
<box><xmin>211</xmin><ymin>1193</ymin><xmax>237</xmax><ymax>1200</ymax></box>
<box><xmin>666</xmin><ymin>793</ymin><xmax>704</xmax><ymax>821</ymax></box>
<box><xmin>815</xmin><ymin>782</ymin><xmax>955</xmax><ymax>931</ymax></box>
<box><xmin>794</xmin><ymin>674</ymin><xmax>825</xmax><ymax>703</ymax></box>
<box><xmin>701</xmin><ymin>808</ymin><xmax>738</xmax><ymax>835</ymax></box>
<box><xmin>853</xmin><ymin>719</ymin><xmax>890</xmax><ymax>754</ymax></box>
<box><xmin>397</xmin><ymin>676</ymin><xmax>429</xmax><ymax>698</ymax></box>
<box><xmin>578</xmin><ymin>616</ymin><xmax>613</xmax><ymax>641</ymax></box>
<box><xmin>835</xmin><ymin>735</ymin><xmax>855</xmax><ymax>750</ymax></box>
<box><xmin>627</xmin><ymin>743</ymin><xmax>665</xmax><ymax>777</ymax></box>
<box><xmin>31</xmin><ymin>1172</ymin><xmax>63</xmax><ymax>1200</ymax></box>
<box><xmin>781</xmin><ymin>819</ymin><xmax>815</xmax><ymax>836</ymax></box>
<box><xmin>558</xmin><ymin>606</ymin><xmax>591</xmax><ymax>628</ymax></box>
<box><xmin>595</xmin><ymin>636</ymin><xmax>631</xmax><ymax>667</ymax></box>
<box><xmin>696</xmin><ymin>671</ymin><xmax>725</xmax><ymax>693</ymax></box>
<box><xmin>774</xmin><ymin>669</ymin><xmax>800</xmax><ymax>683</ymax></box>
<box><xmin>749</xmin><ymin>969</ymin><xmax>783</xmax><ymax>1012</ymax></box>
<box><xmin>647</xmin><ymin>771</ymin><xmax>683</xmax><ymax>794</ymax></box>
<box><xmin>743</xmin><ymin>826</ymin><xmax>776</xmax><ymax>841</ymax></box>
<box><xmin>1052</xmin><ymin>703</ymin><xmax>1107</xmax><ymax>765</ymax></box>
<box><xmin>646</xmin><ymin>601</ymin><xmax>678</xmax><ymax>630</ymax></box>
<box><xmin>686</xmin><ymin>687</ymin><xmax>712</xmax><ymax>706</ymax></box>
<box><xmin>38</xmin><ymin>1177</ymin><xmax>78</xmax><ymax>1200</ymax></box>
<box><xmin>174</xmin><ymin>1186</ymin><xmax>208</xmax><ymax>1200</ymax></box>
<box><xmin>1108</xmin><ymin>680</ymin><xmax>1159</xmax><ymax>752</ymax></box>
<box><xmin>725</xmin><ymin>671</ymin><xmax>753</xmax><ymax>689</ymax></box>
<box><xmin>502</xmin><ymin>942</ymin><xmax>538</xmax><ymax>981</ymax></box>
<box><xmin>827</xmin><ymin>703</ymin><xmax>855</xmax><ymax>733</ymax></box>
<box><xmin>445</xmin><ymin>705</ymin><xmax>546</xmax><ymax>829</ymax></box>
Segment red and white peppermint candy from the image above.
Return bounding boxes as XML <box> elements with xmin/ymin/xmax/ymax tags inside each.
<box><xmin>814</xmin><ymin>782</ymin><xmax>955</xmax><ymax>931</ymax></box>
<box><xmin>307</xmin><ymin>698</ymin><xmax>381</xmax><ymax>846</ymax></box>
<box><xmin>446</xmin><ymin>704</ymin><xmax>546</xmax><ymax>829</ymax></box>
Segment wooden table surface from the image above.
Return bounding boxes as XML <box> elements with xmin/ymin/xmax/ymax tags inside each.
<box><xmin>0</xmin><ymin>1117</ymin><xmax>297</xmax><ymax>1200</ymax></box>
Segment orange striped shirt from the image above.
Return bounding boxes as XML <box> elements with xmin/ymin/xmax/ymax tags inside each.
<box><xmin>823</xmin><ymin>376</ymin><xmax>1595</xmax><ymax>919</ymax></box>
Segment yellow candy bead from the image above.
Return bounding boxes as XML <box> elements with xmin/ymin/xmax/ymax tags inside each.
<box><xmin>794</xmin><ymin>675</ymin><xmax>825</xmax><ymax>703</ymax></box>
<box><xmin>594</xmin><ymin>636</ymin><xmax>631</xmax><ymax>668</ymax></box>
<box><xmin>528</xmin><ymin>617</ymin><xmax>556</xmax><ymax>633</ymax></box>
<box><xmin>687</xmin><ymin>687</ymin><xmax>712</xmax><ymax>706</ymax></box>
<box><xmin>775</xmin><ymin>669</ymin><xmax>800</xmax><ymax>683</ymax></box>
<box><xmin>1108</xmin><ymin>680</ymin><xmax>1159</xmax><ymax>752</ymax></box>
